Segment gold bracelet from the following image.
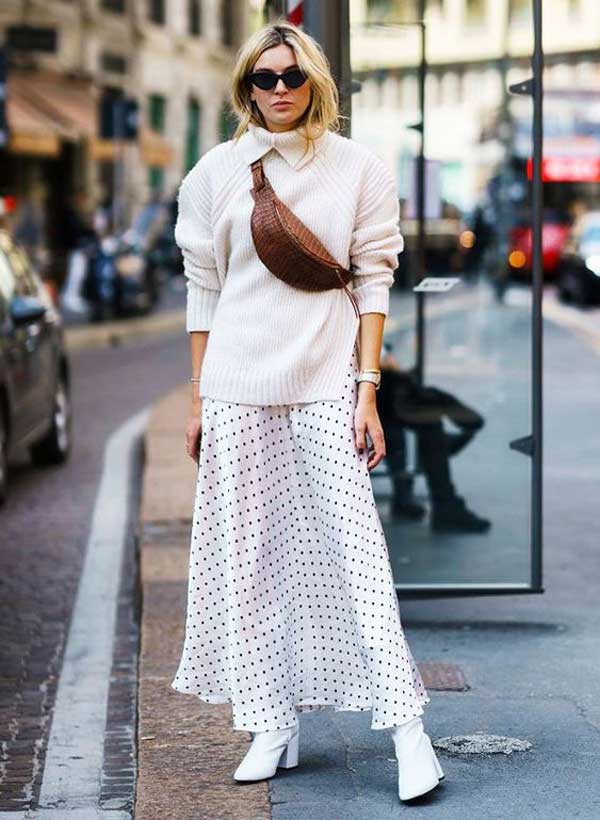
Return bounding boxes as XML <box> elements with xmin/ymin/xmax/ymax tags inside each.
<box><xmin>189</xmin><ymin>377</ymin><xmax>201</xmax><ymax>383</ymax></box>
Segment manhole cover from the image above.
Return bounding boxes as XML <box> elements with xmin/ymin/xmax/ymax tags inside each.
<box><xmin>418</xmin><ymin>661</ymin><xmax>469</xmax><ymax>691</ymax></box>
<box><xmin>434</xmin><ymin>732</ymin><xmax>533</xmax><ymax>755</ymax></box>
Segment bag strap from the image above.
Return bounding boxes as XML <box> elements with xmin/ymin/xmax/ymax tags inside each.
<box><xmin>251</xmin><ymin>159</ymin><xmax>266</xmax><ymax>192</ymax></box>
<box><xmin>249</xmin><ymin>156</ymin><xmax>361</xmax><ymax>322</ymax></box>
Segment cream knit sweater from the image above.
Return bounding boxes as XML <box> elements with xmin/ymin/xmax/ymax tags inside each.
<box><xmin>174</xmin><ymin>121</ymin><xmax>404</xmax><ymax>405</ymax></box>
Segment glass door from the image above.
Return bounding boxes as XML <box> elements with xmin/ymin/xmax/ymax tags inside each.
<box><xmin>350</xmin><ymin>0</ymin><xmax>543</xmax><ymax>595</ymax></box>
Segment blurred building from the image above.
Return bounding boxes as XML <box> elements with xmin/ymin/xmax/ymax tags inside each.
<box><xmin>0</xmin><ymin>0</ymin><xmax>250</xmax><ymax>275</ymax></box>
<box><xmin>350</xmin><ymin>0</ymin><xmax>600</xmax><ymax>214</ymax></box>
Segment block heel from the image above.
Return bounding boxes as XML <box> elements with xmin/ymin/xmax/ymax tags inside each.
<box><xmin>278</xmin><ymin>729</ymin><xmax>299</xmax><ymax>769</ymax></box>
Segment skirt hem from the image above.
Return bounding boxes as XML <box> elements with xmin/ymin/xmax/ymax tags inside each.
<box><xmin>170</xmin><ymin>681</ymin><xmax>431</xmax><ymax>732</ymax></box>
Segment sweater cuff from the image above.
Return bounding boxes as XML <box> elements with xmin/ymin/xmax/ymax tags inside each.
<box><xmin>351</xmin><ymin>284</ymin><xmax>390</xmax><ymax>317</ymax></box>
<box><xmin>186</xmin><ymin>280</ymin><xmax>221</xmax><ymax>332</ymax></box>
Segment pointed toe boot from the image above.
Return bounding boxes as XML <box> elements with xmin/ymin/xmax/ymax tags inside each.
<box><xmin>392</xmin><ymin>716</ymin><xmax>444</xmax><ymax>801</ymax></box>
<box><xmin>233</xmin><ymin>725</ymin><xmax>299</xmax><ymax>782</ymax></box>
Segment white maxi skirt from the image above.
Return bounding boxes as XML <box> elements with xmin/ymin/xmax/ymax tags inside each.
<box><xmin>171</xmin><ymin>344</ymin><xmax>430</xmax><ymax>732</ymax></box>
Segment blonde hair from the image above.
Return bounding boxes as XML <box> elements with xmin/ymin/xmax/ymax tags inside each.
<box><xmin>229</xmin><ymin>19</ymin><xmax>346</xmax><ymax>160</ymax></box>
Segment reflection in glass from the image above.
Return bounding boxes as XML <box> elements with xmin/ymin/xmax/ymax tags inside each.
<box><xmin>349</xmin><ymin>2</ymin><xmax>545</xmax><ymax>589</ymax></box>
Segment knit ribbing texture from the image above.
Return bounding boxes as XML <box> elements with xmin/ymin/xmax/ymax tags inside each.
<box><xmin>174</xmin><ymin>121</ymin><xmax>404</xmax><ymax>405</ymax></box>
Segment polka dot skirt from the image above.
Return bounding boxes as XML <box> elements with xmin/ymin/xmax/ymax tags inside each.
<box><xmin>171</xmin><ymin>345</ymin><xmax>430</xmax><ymax>732</ymax></box>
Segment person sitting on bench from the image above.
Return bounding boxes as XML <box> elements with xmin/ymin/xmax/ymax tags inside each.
<box><xmin>377</xmin><ymin>343</ymin><xmax>491</xmax><ymax>534</ymax></box>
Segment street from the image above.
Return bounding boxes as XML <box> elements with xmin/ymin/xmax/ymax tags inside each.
<box><xmin>268</xmin><ymin>297</ymin><xmax>600</xmax><ymax>819</ymax></box>
<box><xmin>0</xmin><ymin>325</ymin><xmax>189</xmax><ymax>814</ymax></box>
<box><xmin>1</xmin><ymin>1</ymin><xmax>599</xmax><ymax>816</ymax></box>
<box><xmin>2</xmin><ymin>285</ymin><xmax>598</xmax><ymax>817</ymax></box>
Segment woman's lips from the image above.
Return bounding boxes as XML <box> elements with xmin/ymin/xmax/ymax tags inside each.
<box><xmin>273</xmin><ymin>102</ymin><xmax>292</xmax><ymax>107</ymax></box>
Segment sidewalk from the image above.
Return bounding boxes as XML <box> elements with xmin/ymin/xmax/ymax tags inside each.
<box><xmin>135</xmin><ymin>289</ymin><xmax>600</xmax><ymax>819</ymax></box>
<box><xmin>136</xmin><ymin>387</ymin><xmax>271</xmax><ymax>820</ymax></box>
<box><xmin>61</xmin><ymin>277</ymin><xmax>186</xmax><ymax>352</ymax></box>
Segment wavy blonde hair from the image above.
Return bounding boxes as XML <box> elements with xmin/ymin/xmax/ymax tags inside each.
<box><xmin>229</xmin><ymin>19</ymin><xmax>346</xmax><ymax>158</ymax></box>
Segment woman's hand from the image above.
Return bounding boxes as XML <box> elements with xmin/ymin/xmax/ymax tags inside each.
<box><xmin>354</xmin><ymin>385</ymin><xmax>386</xmax><ymax>471</ymax></box>
<box><xmin>186</xmin><ymin>398</ymin><xmax>203</xmax><ymax>464</ymax></box>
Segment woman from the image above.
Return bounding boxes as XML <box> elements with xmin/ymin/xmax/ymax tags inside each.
<box><xmin>171</xmin><ymin>21</ymin><xmax>444</xmax><ymax>803</ymax></box>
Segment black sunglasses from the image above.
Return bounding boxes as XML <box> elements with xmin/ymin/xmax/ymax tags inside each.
<box><xmin>246</xmin><ymin>68</ymin><xmax>308</xmax><ymax>91</ymax></box>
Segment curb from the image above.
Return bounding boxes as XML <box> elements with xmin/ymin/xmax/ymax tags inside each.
<box><xmin>541</xmin><ymin>292</ymin><xmax>600</xmax><ymax>353</ymax></box>
<box><xmin>135</xmin><ymin>385</ymin><xmax>270</xmax><ymax>820</ymax></box>
<box><xmin>133</xmin><ymin>287</ymin><xmax>598</xmax><ymax>817</ymax></box>
<box><xmin>63</xmin><ymin>308</ymin><xmax>185</xmax><ymax>352</ymax></box>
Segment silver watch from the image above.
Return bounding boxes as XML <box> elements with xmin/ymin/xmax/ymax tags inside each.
<box><xmin>355</xmin><ymin>370</ymin><xmax>381</xmax><ymax>390</ymax></box>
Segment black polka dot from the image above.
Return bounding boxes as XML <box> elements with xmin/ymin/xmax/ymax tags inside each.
<box><xmin>171</xmin><ymin>345</ymin><xmax>430</xmax><ymax>732</ymax></box>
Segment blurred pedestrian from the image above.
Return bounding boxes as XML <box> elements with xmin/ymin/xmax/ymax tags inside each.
<box><xmin>170</xmin><ymin>20</ymin><xmax>444</xmax><ymax>804</ymax></box>
<box><xmin>58</xmin><ymin>188</ymin><xmax>97</xmax><ymax>314</ymax></box>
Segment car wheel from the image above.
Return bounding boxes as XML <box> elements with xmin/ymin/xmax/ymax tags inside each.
<box><xmin>29</xmin><ymin>373</ymin><xmax>72</xmax><ymax>466</ymax></box>
<box><xmin>0</xmin><ymin>407</ymin><xmax>8</xmax><ymax>506</ymax></box>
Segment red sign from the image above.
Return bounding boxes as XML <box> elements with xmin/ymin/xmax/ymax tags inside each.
<box><xmin>287</xmin><ymin>0</ymin><xmax>303</xmax><ymax>25</ymax></box>
<box><xmin>527</xmin><ymin>156</ymin><xmax>600</xmax><ymax>182</ymax></box>
<box><xmin>0</xmin><ymin>195</ymin><xmax>16</xmax><ymax>215</ymax></box>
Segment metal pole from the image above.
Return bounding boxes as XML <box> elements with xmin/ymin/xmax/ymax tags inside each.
<box><xmin>112</xmin><ymin>98</ymin><xmax>119</xmax><ymax>234</ymax></box>
<box><xmin>493</xmin><ymin>0</ymin><xmax>513</xmax><ymax>303</ymax></box>
<box><xmin>303</xmin><ymin>0</ymin><xmax>352</xmax><ymax>136</ymax></box>
<box><xmin>112</xmin><ymin>95</ymin><xmax>125</xmax><ymax>236</ymax></box>
<box><xmin>531</xmin><ymin>0</ymin><xmax>543</xmax><ymax>589</ymax></box>
<box><xmin>415</xmin><ymin>8</ymin><xmax>426</xmax><ymax>385</ymax></box>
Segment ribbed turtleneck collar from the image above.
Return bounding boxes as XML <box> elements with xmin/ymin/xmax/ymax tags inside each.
<box><xmin>236</xmin><ymin>121</ymin><xmax>329</xmax><ymax>171</ymax></box>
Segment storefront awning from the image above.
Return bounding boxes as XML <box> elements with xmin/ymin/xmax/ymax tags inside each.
<box><xmin>7</xmin><ymin>69</ymin><xmax>174</xmax><ymax>166</ymax></box>
<box><xmin>7</xmin><ymin>69</ymin><xmax>95</xmax><ymax>156</ymax></box>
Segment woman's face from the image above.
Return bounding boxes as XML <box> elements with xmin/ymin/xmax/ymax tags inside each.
<box><xmin>248</xmin><ymin>43</ymin><xmax>311</xmax><ymax>133</ymax></box>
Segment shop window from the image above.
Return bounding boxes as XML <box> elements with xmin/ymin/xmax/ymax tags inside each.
<box><xmin>148</xmin><ymin>94</ymin><xmax>166</xmax><ymax>133</ymax></box>
<box><xmin>189</xmin><ymin>0</ymin><xmax>202</xmax><ymax>35</ymax></box>
<box><xmin>221</xmin><ymin>0</ymin><xmax>234</xmax><ymax>46</ymax></box>
<box><xmin>101</xmin><ymin>0</ymin><xmax>126</xmax><ymax>12</ymax></box>
<box><xmin>101</xmin><ymin>52</ymin><xmax>128</xmax><ymax>74</ymax></box>
<box><xmin>148</xmin><ymin>0</ymin><xmax>166</xmax><ymax>25</ymax></box>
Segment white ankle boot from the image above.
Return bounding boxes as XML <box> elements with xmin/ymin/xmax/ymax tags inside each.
<box><xmin>391</xmin><ymin>716</ymin><xmax>444</xmax><ymax>801</ymax></box>
<box><xmin>233</xmin><ymin>725</ymin><xmax>299</xmax><ymax>782</ymax></box>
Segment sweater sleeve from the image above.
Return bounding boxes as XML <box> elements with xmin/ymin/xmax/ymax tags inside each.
<box><xmin>349</xmin><ymin>154</ymin><xmax>404</xmax><ymax>317</ymax></box>
<box><xmin>174</xmin><ymin>164</ymin><xmax>221</xmax><ymax>333</ymax></box>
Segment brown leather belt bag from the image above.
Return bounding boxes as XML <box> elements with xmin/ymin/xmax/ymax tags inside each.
<box><xmin>249</xmin><ymin>157</ymin><xmax>360</xmax><ymax>319</ymax></box>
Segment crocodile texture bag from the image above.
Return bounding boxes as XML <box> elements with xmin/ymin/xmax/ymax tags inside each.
<box><xmin>249</xmin><ymin>157</ymin><xmax>360</xmax><ymax>319</ymax></box>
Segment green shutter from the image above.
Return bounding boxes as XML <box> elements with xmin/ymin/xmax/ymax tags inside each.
<box><xmin>185</xmin><ymin>98</ymin><xmax>201</xmax><ymax>172</ymax></box>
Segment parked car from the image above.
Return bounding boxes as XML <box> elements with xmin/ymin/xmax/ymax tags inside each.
<box><xmin>0</xmin><ymin>231</ymin><xmax>72</xmax><ymax>505</ymax></box>
<box><xmin>507</xmin><ymin>211</ymin><xmax>571</xmax><ymax>281</ymax></box>
<box><xmin>557</xmin><ymin>211</ymin><xmax>600</xmax><ymax>306</ymax></box>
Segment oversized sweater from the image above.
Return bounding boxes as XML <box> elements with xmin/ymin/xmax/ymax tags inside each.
<box><xmin>174</xmin><ymin>121</ymin><xmax>404</xmax><ymax>405</ymax></box>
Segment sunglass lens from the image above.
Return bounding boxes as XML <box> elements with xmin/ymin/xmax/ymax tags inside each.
<box><xmin>250</xmin><ymin>73</ymin><xmax>276</xmax><ymax>90</ymax></box>
<box><xmin>284</xmin><ymin>69</ymin><xmax>307</xmax><ymax>88</ymax></box>
<box><xmin>249</xmin><ymin>69</ymin><xmax>307</xmax><ymax>90</ymax></box>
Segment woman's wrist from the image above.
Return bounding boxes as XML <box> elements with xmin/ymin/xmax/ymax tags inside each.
<box><xmin>357</xmin><ymin>382</ymin><xmax>377</xmax><ymax>402</ymax></box>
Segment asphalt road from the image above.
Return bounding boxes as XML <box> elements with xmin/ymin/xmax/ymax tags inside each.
<box><xmin>1</xmin><ymin>279</ymin><xmax>598</xmax><ymax>817</ymax></box>
<box><xmin>0</xmin><ymin>326</ymin><xmax>189</xmax><ymax>813</ymax></box>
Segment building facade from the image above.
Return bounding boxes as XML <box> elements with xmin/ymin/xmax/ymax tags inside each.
<box><xmin>350</xmin><ymin>0</ymin><xmax>600</xmax><ymax>212</ymax></box>
<box><xmin>0</xmin><ymin>0</ymin><xmax>249</xmax><ymax>271</ymax></box>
